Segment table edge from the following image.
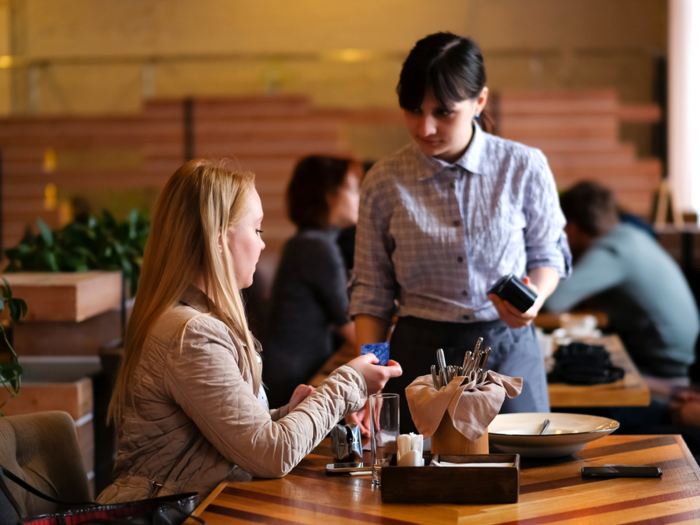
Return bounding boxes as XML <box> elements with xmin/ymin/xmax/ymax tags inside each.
<box><xmin>190</xmin><ymin>480</ymin><xmax>228</xmax><ymax>519</ymax></box>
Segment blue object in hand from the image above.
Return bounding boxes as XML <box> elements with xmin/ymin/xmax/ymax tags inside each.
<box><xmin>361</xmin><ymin>342</ymin><xmax>390</xmax><ymax>365</ymax></box>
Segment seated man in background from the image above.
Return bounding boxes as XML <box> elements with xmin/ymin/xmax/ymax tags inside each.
<box><xmin>546</xmin><ymin>181</ymin><xmax>699</xmax><ymax>390</ymax></box>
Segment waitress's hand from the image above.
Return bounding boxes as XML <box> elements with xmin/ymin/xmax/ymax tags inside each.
<box><xmin>488</xmin><ymin>276</ymin><xmax>543</xmax><ymax>329</ymax></box>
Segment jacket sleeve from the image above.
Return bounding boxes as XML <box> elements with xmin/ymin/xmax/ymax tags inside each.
<box><xmin>269</xmin><ymin>404</ymin><xmax>289</xmax><ymax>421</ymax></box>
<box><xmin>163</xmin><ymin>317</ymin><xmax>367</xmax><ymax>478</ymax></box>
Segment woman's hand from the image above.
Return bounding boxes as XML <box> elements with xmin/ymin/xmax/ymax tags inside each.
<box><xmin>289</xmin><ymin>384</ymin><xmax>315</xmax><ymax>411</ymax></box>
<box><xmin>346</xmin><ymin>402</ymin><xmax>371</xmax><ymax>436</ymax></box>
<box><xmin>345</xmin><ymin>353</ymin><xmax>402</xmax><ymax>436</ymax></box>
<box><xmin>347</xmin><ymin>353</ymin><xmax>403</xmax><ymax>394</ymax></box>
<box><xmin>488</xmin><ymin>276</ymin><xmax>542</xmax><ymax>329</ymax></box>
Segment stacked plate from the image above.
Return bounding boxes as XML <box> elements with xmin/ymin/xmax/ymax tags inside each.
<box><xmin>488</xmin><ymin>413</ymin><xmax>620</xmax><ymax>458</ymax></box>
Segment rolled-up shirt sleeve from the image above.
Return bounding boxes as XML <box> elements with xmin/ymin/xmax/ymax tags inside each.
<box><xmin>523</xmin><ymin>150</ymin><xmax>572</xmax><ymax>278</ymax></box>
<box><xmin>349</xmin><ymin>173</ymin><xmax>398</xmax><ymax>321</ymax></box>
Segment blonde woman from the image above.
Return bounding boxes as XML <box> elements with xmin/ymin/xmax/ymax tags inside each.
<box><xmin>98</xmin><ymin>159</ymin><xmax>402</xmax><ymax>503</ymax></box>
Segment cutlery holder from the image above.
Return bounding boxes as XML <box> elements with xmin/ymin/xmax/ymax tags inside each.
<box><xmin>431</xmin><ymin>412</ymin><xmax>489</xmax><ymax>455</ymax></box>
<box><xmin>381</xmin><ymin>453</ymin><xmax>519</xmax><ymax>504</ymax></box>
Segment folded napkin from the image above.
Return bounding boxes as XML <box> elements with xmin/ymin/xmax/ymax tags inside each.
<box><xmin>429</xmin><ymin>459</ymin><xmax>514</xmax><ymax>467</ymax></box>
<box><xmin>397</xmin><ymin>433</ymin><xmax>424</xmax><ymax>466</ymax></box>
<box><xmin>406</xmin><ymin>371</ymin><xmax>523</xmax><ymax>441</ymax></box>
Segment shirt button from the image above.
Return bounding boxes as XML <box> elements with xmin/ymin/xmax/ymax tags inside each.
<box><xmin>463</xmin><ymin>315</ymin><xmax>470</xmax><ymax>320</ymax></box>
<box><xmin>457</xmin><ymin>256</ymin><xmax>463</xmax><ymax>263</ymax></box>
<box><xmin>453</xmin><ymin>220</ymin><xmax>460</xmax><ymax>227</ymax></box>
<box><xmin>450</xmin><ymin>183</ymin><xmax>455</xmax><ymax>189</ymax></box>
<box><xmin>462</xmin><ymin>290</ymin><xmax>468</xmax><ymax>296</ymax></box>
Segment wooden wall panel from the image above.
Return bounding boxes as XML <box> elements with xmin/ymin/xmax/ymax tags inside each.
<box><xmin>0</xmin><ymin>96</ymin><xmax>343</xmax><ymax>262</ymax></box>
<box><xmin>496</xmin><ymin>90</ymin><xmax>662</xmax><ymax>218</ymax></box>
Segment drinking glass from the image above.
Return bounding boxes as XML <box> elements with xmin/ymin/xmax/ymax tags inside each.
<box><xmin>369</xmin><ymin>392</ymin><xmax>400</xmax><ymax>487</ymax></box>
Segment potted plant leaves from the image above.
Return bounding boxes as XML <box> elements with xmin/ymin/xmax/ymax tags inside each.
<box><xmin>4</xmin><ymin>209</ymin><xmax>149</xmax><ymax>296</ymax></box>
<box><xmin>0</xmin><ymin>278</ymin><xmax>28</xmax><ymax>416</ymax></box>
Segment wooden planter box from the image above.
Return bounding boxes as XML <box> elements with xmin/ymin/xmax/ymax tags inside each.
<box><xmin>13</xmin><ymin>298</ymin><xmax>133</xmax><ymax>356</ymax></box>
<box><xmin>2</xmin><ymin>271</ymin><xmax>122</xmax><ymax>322</ymax></box>
<box><xmin>1</xmin><ymin>356</ymin><xmax>103</xmax><ymax>494</ymax></box>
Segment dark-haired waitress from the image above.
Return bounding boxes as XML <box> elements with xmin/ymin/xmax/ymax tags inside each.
<box><xmin>348</xmin><ymin>32</ymin><xmax>571</xmax><ymax>435</ymax></box>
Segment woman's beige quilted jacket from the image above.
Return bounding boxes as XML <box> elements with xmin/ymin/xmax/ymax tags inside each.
<box><xmin>97</xmin><ymin>285</ymin><xmax>367</xmax><ymax>504</ymax></box>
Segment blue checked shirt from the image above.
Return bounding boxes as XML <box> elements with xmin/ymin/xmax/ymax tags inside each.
<box><xmin>349</xmin><ymin>123</ymin><xmax>571</xmax><ymax>324</ymax></box>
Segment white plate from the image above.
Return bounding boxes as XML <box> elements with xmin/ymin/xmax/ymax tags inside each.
<box><xmin>488</xmin><ymin>413</ymin><xmax>619</xmax><ymax>458</ymax></box>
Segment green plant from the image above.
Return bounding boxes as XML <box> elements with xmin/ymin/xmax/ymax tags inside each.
<box><xmin>0</xmin><ymin>278</ymin><xmax>27</xmax><ymax>416</ymax></box>
<box><xmin>4</xmin><ymin>209</ymin><xmax>150</xmax><ymax>295</ymax></box>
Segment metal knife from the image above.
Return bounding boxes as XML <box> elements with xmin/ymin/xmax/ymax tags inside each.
<box><xmin>431</xmin><ymin>365</ymin><xmax>440</xmax><ymax>390</ymax></box>
<box><xmin>461</xmin><ymin>350</ymin><xmax>473</xmax><ymax>373</ymax></box>
<box><xmin>467</xmin><ymin>337</ymin><xmax>484</xmax><ymax>375</ymax></box>
<box><xmin>476</xmin><ymin>347</ymin><xmax>491</xmax><ymax>382</ymax></box>
<box><xmin>437</xmin><ymin>348</ymin><xmax>449</xmax><ymax>386</ymax></box>
<box><xmin>479</xmin><ymin>347</ymin><xmax>491</xmax><ymax>371</ymax></box>
<box><xmin>467</xmin><ymin>349</ymin><xmax>481</xmax><ymax>375</ymax></box>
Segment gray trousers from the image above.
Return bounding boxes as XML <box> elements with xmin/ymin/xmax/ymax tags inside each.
<box><xmin>385</xmin><ymin>316</ymin><xmax>550</xmax><ymax>434</ymax></box>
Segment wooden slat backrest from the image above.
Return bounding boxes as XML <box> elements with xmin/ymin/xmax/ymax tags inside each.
<box><xmin>494</xmin><ymin>90</ymin><xmax>662</xmax><ymax>218</ymax></box>
<box><xmin>0</xmin><ymin>96</ymin><xmax>345</xmax><ymax>256</ymax></box>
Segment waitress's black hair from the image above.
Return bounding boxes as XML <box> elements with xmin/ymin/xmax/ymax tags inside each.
<box><xmin>398</xmin><ymin>32</ymin><xmax>488</xmax><ymax>123</ymax></box>
<box><xmin>287</xmin><ymin>155</ymin><xmax>355</xmax><ymax>229</ymax></box>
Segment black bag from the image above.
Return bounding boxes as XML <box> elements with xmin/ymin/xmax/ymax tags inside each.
<box><xmin>0</xmin><ymin>464</ymin><xmax>205</xmax><ymax>525</ymax></box>
<box><xmin>551</xmin><ymin>342</ymin><xmax>625</xmax><ymax>385</ymax></box>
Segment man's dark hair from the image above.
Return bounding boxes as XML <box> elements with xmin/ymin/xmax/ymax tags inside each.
<box><xmin>559</xmin><ymin>181</ymin><xmax>619</xmax><ymax>237</ymax></box>
<box><xmin>287</xmin><ymin>155</ymin><xmax>353</xmax><ymax>229</ymax></box>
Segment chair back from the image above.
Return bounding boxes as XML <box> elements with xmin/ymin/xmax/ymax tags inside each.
<box><xmin>0</xmin><ymin>411</ymin><xmax>92</xmax><ymax>519</ymax></box>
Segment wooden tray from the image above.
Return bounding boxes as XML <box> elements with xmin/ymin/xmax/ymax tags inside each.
<box><xmin>381</xmin><ymin>453</ymin><xmax>519</xmax><ymax>504</ymax></box>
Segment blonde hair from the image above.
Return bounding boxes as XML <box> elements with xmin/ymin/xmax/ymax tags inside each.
<box><xmin>108</xmin><ymin>159</ymin><xmax>261</xmax><ymax>424</ymax></box>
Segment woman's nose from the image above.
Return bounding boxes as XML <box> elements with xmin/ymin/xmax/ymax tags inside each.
<box><xmin>418</xmin><ymin>116</ymin><xmax>436</xmax><ymax>137</ymax></box>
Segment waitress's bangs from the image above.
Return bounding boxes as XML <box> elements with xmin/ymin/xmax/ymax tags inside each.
<box><xmin>398</xmin><ymin>53</ymin><xmax>482</xmax><ymax>111</ymax></box>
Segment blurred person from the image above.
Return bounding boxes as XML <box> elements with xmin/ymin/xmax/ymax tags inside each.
<box><xmin>348</xmin><ymin>32</ymin><xmax>571</xmax><ymax>435</ymax></box>
<box><xmin>546</xmin><ymin>181</ymin><xmax>698</xmax><ymax>387</ymax></box>
<box><xmin>337</xmin><ymin>161</ymin><xmax>375</xmax><ymax>274</ymax></box>
<box><xmin>263</xmin><ymin>155</ymin><xmax>362</xmax><ymax>409</ymax></box>
<box><xmin>671</xmin><ymin>390</ymin><xmax>700</xmax><ymax>427</ymax></box>
<box><xmin>99</xmin><ymin>159</ymin><xmax>400</xmax><ymax>503</ymax></box>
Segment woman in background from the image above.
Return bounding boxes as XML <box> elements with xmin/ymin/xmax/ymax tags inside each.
<box><xmin>99</xmin><ymin>159</ymin><xmax>400</xmax><ymax>503</ymax></box>
<box><xmin>263</xmin><ymin>155</ymin><xmax>362</xmax><ymax>408</ymax></box>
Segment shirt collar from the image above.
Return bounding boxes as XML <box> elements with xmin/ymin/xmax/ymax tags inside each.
<box><xmin>412</xmin><ymin>121</ymin><xmax>486</xmax><ymax>180</ymax></box>
<box><xmin>179</xmin><ymin>283</ymin><xmax>211</xmax><ymax>313</ymax></box>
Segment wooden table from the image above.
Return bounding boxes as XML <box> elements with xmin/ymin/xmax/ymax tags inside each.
<box><xmin>534</xmin><ymin>311</ymin><xmax>609</xmax><ymax>330</ymax></box>
<box><xmin>310</xmin><ymin>335</ymin><xmax>650</xmax><ymax>408</ymax></box>
<box><xmin>193</xmin><ymin>434</ymin><xmax>700</xmax><ymax>525</ymax></box>
<box><xmin>548</xmin><ymin>335</ymin><xmax>650</xmax><ymax>407</ymax></box>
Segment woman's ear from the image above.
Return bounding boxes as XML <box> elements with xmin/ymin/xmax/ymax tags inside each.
<box><xmin>325</xmin><ymin>190</ymin><xmax>339</xmax><ymax>226</ymax></box>
<box><xmin>477</xmin><ymin>87</ymin><xmax>489</xmax><ymax>114</ymax></box>
<box><xmin>217</xmin><ymin>229</ymin><xmax>224</xmax><ymax>254</ymax></box>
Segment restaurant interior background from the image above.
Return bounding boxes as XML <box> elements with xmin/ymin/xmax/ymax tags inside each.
<box><xmin>0</xmin><ymin>0</ymin><xmax>672</xmax><ymax>245</ymax></box>
<box><xmin>3</xmin><ymin>0</ymin><xmax>700</xmax><ymax>496</ymax></box>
